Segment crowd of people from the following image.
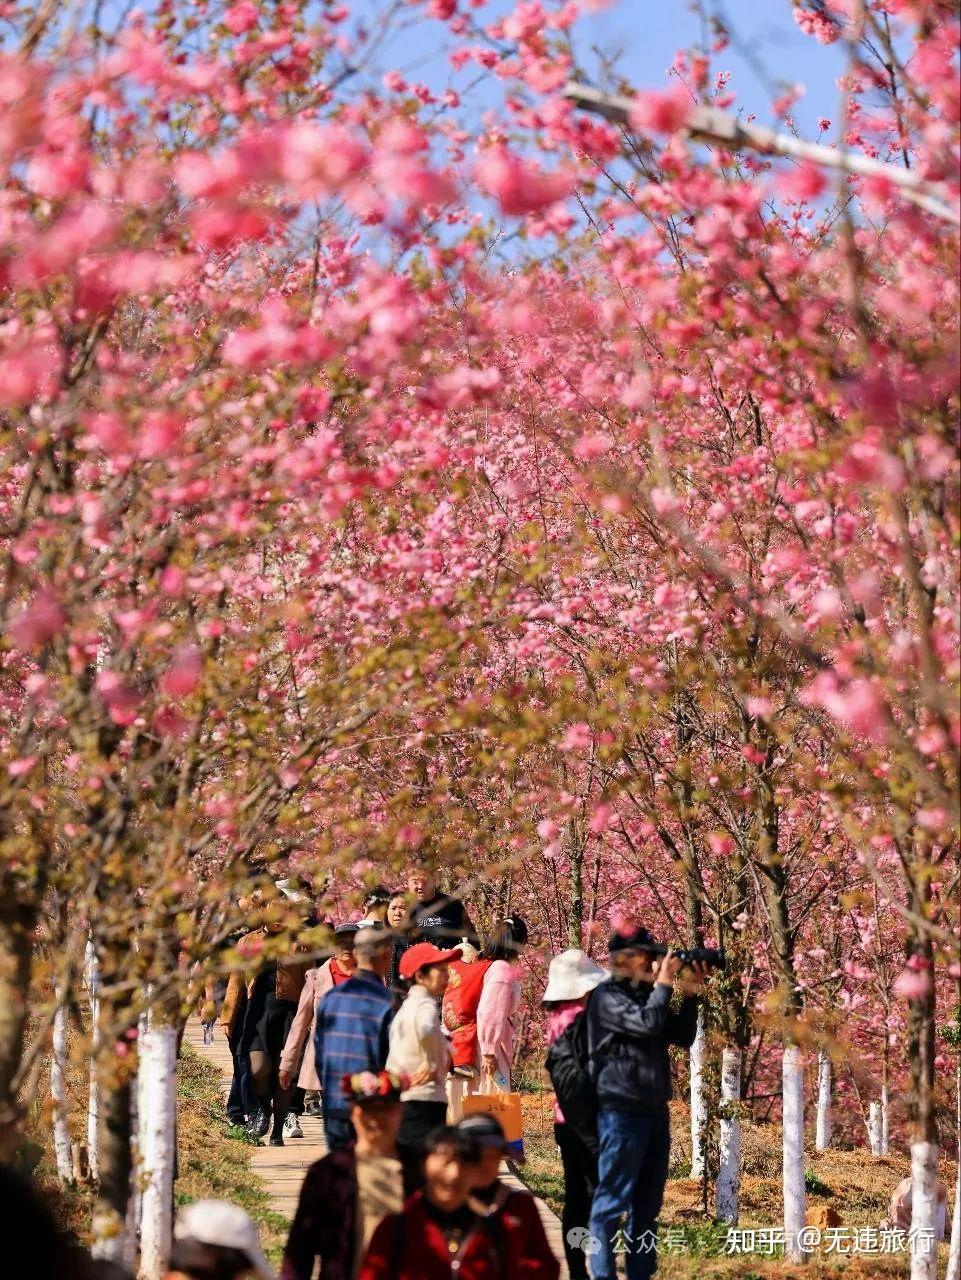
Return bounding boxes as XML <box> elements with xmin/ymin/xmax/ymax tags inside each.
<box><xmin>14</xmin><ymin>860</ymin><xmax>721</xmax><ymax>1280</ymax></box>
<box><xmin>17</xmin><ymin>865</ymin><xmax>944</xmax><ymax>1280</ymax></box>
<box><xmin>216</xmin><ymin>860</ymin><xmax>521</xmax><ymax>1153</ymax></box>
<box><xmin>201</xmin><ymin>859</ymin><xmax>714</xmax><ymax>1280</ymax></box>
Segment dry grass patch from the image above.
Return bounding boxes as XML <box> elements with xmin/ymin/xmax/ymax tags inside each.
<box><xmin>517</xmin><ymin>1092</ymin><xmax>956</xmax><ymax>1278</ymax></box>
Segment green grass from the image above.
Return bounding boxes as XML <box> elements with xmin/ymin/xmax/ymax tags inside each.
<box><xmin>804</xmin><ymin>1168</ymin><xmax>833</xmax><ymax>1197</ymax></box>
<box><xmin>176</xmin><ymin>1044</ymin><xmax>289</xmax><ymax>1263</ymax></box>
<box><xmin>23</xmin><ymin>1038</ymin><xmax>289</xmax><ymax>1265</ymax></box>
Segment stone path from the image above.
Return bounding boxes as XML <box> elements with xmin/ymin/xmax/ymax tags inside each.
<box><xmin>184</xmin><ymin>1016</ymin><xmax>569</xmax><ymax>1275</ymax></box>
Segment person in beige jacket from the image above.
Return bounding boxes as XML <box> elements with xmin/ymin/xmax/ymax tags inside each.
<box><xmin>279</xmin><ymin>924</ymin><xmax>358</xmax><ymax>1098</ymax></box>
<box><xmin>386</xmin><ymin>942</ymin><xmax>461</xmax><ymax>1173</ymax></box>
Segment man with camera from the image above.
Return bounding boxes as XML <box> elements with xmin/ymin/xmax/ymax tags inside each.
<box><xmin>586</xmin><ymin>926</ymin><xmax>711</xmax><ymax>1280</ymax></box>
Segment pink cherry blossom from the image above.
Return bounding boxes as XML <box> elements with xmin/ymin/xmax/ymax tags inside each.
<box><xmin>892</xmin><ymin>967</ymin><xmax>934</xmax><ymax>1001</ymax></box>
<box><xmin>0</xmin><ymin>341</ymin><xmax>61</xmax><ymax>407</ymax></box>
<box><xmin>776</xmin><ymin>161</ymin><xmax>827</xmax><ymax>201</ymax></box>
<box><xmin>8</xmin><ymin>588</ymin><xmax>66</xmax><ymax>650</ymax></box>
<box><xmin>475</xmin><ymin>147</ymin><xmax>571</xmax><ymax>215</ymax></box>
<box><xmin>161</xmin><ymin>647</ymin><xmax>202</xmax><ymax>699</ymax></box>
<box><xmin>629</xmin><ymin>86</ymin><xmax>694</xmax><ymax>133</ymax></box>
<box><xmin>560</xmin><ymin>722</ymin><xmax>593</xmax><ymax>752</ymax></box>
<box><xmin>224</xmin><ymin>2</ymin><xmax>259</xmax><ymax>35</ymax></box>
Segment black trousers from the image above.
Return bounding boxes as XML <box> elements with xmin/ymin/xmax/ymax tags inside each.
<box><xmin>397</xmin><ymin>1100</ymin><xmax>448</xmax><ymax>1187</ymax></box>
<box><xmin>555</xmin><ymin>1122</ymin><xmax>598</xmax><ymax>1280</ymax></box>
<box><xmin>249</xmin><ymin>995</ymin><xmax>298</xmax><ymax>1132</ymax></box>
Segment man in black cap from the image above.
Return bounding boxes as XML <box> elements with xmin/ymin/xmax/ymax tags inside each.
<box><xmin>586</xmin><ymin>926</ymin><xmax>707</xmax><ymax>1280</ymax></box>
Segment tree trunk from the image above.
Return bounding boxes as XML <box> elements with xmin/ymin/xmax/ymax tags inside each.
<box><xmin>715</xmin><ymin>1046</ymin><xmax>741</xmax><ymax>1223</ymax></box>
<box><xmin>910</xmin><ymin>1140</ymin><xmax>940</xmax><ymax>1280</ymax></box>
<box><xmin>907</xmin><ymin>923</ymin><xmax>938</xmax><ymax>1280</ymax></box>
<box><xmin>948</xmin><ymin>1177</ymin><xmax>961</xmax><ymax>1280</ymax></box>
<box><xmin>880</xmin><ymin>1080</ymin><xmax>890</xmax><ymax>1156</ymax></box>
<box><xmin>51</xmin><ymin>986</ymin><xmax>74</xmax><ymax>1183</ymax></box>
<box><xmin>689</xmin><ymin>1010</ymin><xmax>707</xmax><ymax>1181</ymax></box>
<box><xmin>0</xmin><ymin>899</ymin><xmax>37</xmax><ymax>1157</ymax></box>
<box><xmin>684</xmin><ymin>859</ymin><xmax>706</xmax><ymax>1181</ymax></box>
<box><xmin>138</xmin><ymin>1015</ymin><xmax>179</xmax><ymax>1280</ymax></box>
<box><xmin>946</xmin><ymin>1058</ymin><xmax>960</xmax><ymax>1280</ymax></box>
<box><xmin>86</xmin><ymin>938</ymin><xmax>101</xmax><ymax>1182</ymax></box>
<box><xmin>814</xmin><ymin>1048</ymin><xmax>831</xmax><ymax>1152</ymax></box>
<box><xmin>753</xmin><ymin>734</ymin><xmax>806</xmax><ymax>1261</ymax></box>
<box><xmin>782</xmin><ymin>1043</ymin><xmax>806</xmax><ymax>1264</ymax></box>
<box><xmin>566</xmin><ymin>819</ymin><xmax>583</xmax><ymax>948</ymax></box>
<box><xmin>90</xmin><ymin>1065</ymin><xmax>133</xmax><ymax>1262</ymax></box>
<box><xmin>868</xmin><ymin>1102</ymin><xmax>882</xmax><ymax>1155</ymax></box>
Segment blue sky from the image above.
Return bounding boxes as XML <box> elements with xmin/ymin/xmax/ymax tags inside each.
<box><xmin>350</xmin><ymin>0</ymin><xmax>848</xmax><ymax>141</ymax></box>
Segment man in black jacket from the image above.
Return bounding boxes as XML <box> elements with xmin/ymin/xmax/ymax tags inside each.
<box><xmin>405</xmin><ymin>858</ymin><xmax>478</xmax><ymax>947</ymax></box>
<box><xmin>586</xmin><ymin>927</ymin><xmax>706</xmax><ymax>1280</ymax></box>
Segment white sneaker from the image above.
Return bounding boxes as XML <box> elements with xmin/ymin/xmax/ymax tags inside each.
<box><xmin>284</xmin><ymin>1113</ymin><xmax>304</xmax><ymax>1139</ymax></box>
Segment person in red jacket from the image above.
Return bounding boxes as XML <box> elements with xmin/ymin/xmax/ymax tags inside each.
<box><xmin>459</xmin><ymin>1113</ymin><xmax>560</xmax><ymax>1280</ymax></box>
<box><xmin>360</xmin><ymin>1126</ymin><xmax>518</xmax><ymax>1280</ymax></box>
<box><xmin>360</xmin><ymin>1122</ymin><xmax>562</xmax><ymax>1280</ymax></box>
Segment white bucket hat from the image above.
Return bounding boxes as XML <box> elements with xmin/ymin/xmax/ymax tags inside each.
<box><xmin>175</xmin><ymin>1200</ymin><xmax>276</xmax><ymax>1279</ymax></box>
<box><xmin>542</xmin><ymin>949</ymin><xmax>608</xmax><ymax>1003</ymax></box>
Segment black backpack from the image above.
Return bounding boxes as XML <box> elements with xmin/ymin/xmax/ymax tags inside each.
<box><xmin>545</xmin><ymin>998</ymin><xmax>604</xmax><ymax>1152</ymax></box>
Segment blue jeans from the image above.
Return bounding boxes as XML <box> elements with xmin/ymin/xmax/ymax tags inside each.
<box><xmin>588</xmin><ymin>1107</ymin><xmax>671</xmax><ymax>1280</ymax></box>
<box><xmin>323</xmin><ymin>1110</ymin><xmax>355</xmax><ymax>1151</ymax></box>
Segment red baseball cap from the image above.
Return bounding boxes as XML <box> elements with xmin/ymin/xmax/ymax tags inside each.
<box><xmin>399</xmin><ymin>942</ymin><xmax>462</xmax><ymax>980</ymax></box>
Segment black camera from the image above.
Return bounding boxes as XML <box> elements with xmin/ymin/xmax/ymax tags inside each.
<box><xmin>646</xmin><ymin>945</ymin><xmax>726</xmax><ymax>970</ymax></box>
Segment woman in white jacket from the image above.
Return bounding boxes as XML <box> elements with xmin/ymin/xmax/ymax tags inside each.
<box><xmin>386</xmin><ymin>941</ymin><xmax>461</xmax><ymax>1170</ymax></box>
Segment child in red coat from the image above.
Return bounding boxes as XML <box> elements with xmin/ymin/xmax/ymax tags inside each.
<box><xmin>360</xmin><ymin>1121</ymin><xmax>560</xmax><ymax>1280</ymax></box>
<box><xmin>360</xmin><ymin>1122</ymin><xmax>560</xmax><ymax>1280</ymax></box>
<box><xmin>460</xmin><ymin>1113</ymin><xmax>560</xmax><ymax>1280</ymax></box>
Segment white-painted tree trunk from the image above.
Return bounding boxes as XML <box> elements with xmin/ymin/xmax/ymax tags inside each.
<box><xmin>946</xmin><ymin>1060</ymin><xmax>961</xmax><ymax>1280</ymax></box>
<box><xmin>138</xmin><ymin>1020</ymin><xmax>179</xmax><ymax>1280</ymax></box>
<box><xmin>51</xmin><ymin>989</ymin><xmax>74</xmax><ymax>1183</ymax></box>
<box><xmin>127</xmin><ymin>1025</ymin><xmax>146</xmax><ymax>1271</ymax></box>
<box><xmin>814</xmin><ymin>1048</ymin><xmax>831</xmax><ymax>1151</ymax></box>
<box><xmin>947</xmin><ymin>1165</ymin><xmax>961</xmax><ymax>1280</ymax></box>
<box><xmin>715</xmin><ymin>1046</ymin><xmax>741</xmax><ymax>1223</ymax></box>
<box><xmin>689</xmin><ymin>1010</ymin><xmax>707</xmax><ymax>1180</ymax></box>
<box><xmin>85</xmin><ymin>939</ymin><xmax>100</xmax><ymax>1182</ymax></box>
<box><xmin>868</xmin><ymin>1101</ymin><xmax>882</xmax><ymax>1155</ymax></box>
<box><xmin>782</xmin><ymin>1043</ymin><xmax>806</xmax><ymax>1264</ymax></box>
<box><xmin>880</xmin><ymin>1082</ymin><xmax>889</xmax><ymax>1155</ymax></box>
<box><xmin>909</xmin><ymin>1140</ymin><xmax>940</xmax><ymax>1280</ymax></box>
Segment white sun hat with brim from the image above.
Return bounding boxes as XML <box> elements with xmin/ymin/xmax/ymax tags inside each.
<box><xmin>542</xmin><ymin>948</ymin><xmax>609</xmax><ymax>1003</ymax></box>
<box><xmin>175</xmin><ymin>1200</ymin><xmax>276</xmax><ymax>1280</ymax></box>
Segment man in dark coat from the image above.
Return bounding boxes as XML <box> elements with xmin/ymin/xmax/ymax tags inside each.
<box><xmin>586</xmin><ymin>927</ymin><xmax>707</xmax><ymax>1280</ymax></box>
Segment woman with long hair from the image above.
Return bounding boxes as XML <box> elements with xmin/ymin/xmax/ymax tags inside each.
<box><xmin>475</xmin><ymin>916</ymin><xmax>528</xmax><ymax>1092</ymax></box>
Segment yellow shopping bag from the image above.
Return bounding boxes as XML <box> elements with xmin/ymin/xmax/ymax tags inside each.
<box><xmin>462</xmin><ymin>1090</ymin><xmax>525</xmax><ymax>1161</ymax></box>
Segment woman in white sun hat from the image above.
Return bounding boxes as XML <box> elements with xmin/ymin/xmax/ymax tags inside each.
<box><xmin>168</xmin><ymin>1200</ymin><xmax>276</xmax><ymax>1280</ymax></box>
<box><xmin>542</xmin><ymin>949</ymin><xmax>608</xmax><ymax>1280</ymax></box>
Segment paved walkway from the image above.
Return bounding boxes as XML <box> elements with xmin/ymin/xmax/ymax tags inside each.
<box><xmin>184</xmin><ymin>1017</ymin><xmax>568</xmax><ymax>1274</ymax></box>
<box><xmin>183</xmin><ymin>1017</ymin><xmax>328</xmax><ymax>1219</ymax></box>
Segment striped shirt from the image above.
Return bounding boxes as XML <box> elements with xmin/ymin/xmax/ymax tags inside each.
<box><xmin>314</xmin><ymin>970</ymin><xmax>394</xmax><ymax>1116</ymax></box>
